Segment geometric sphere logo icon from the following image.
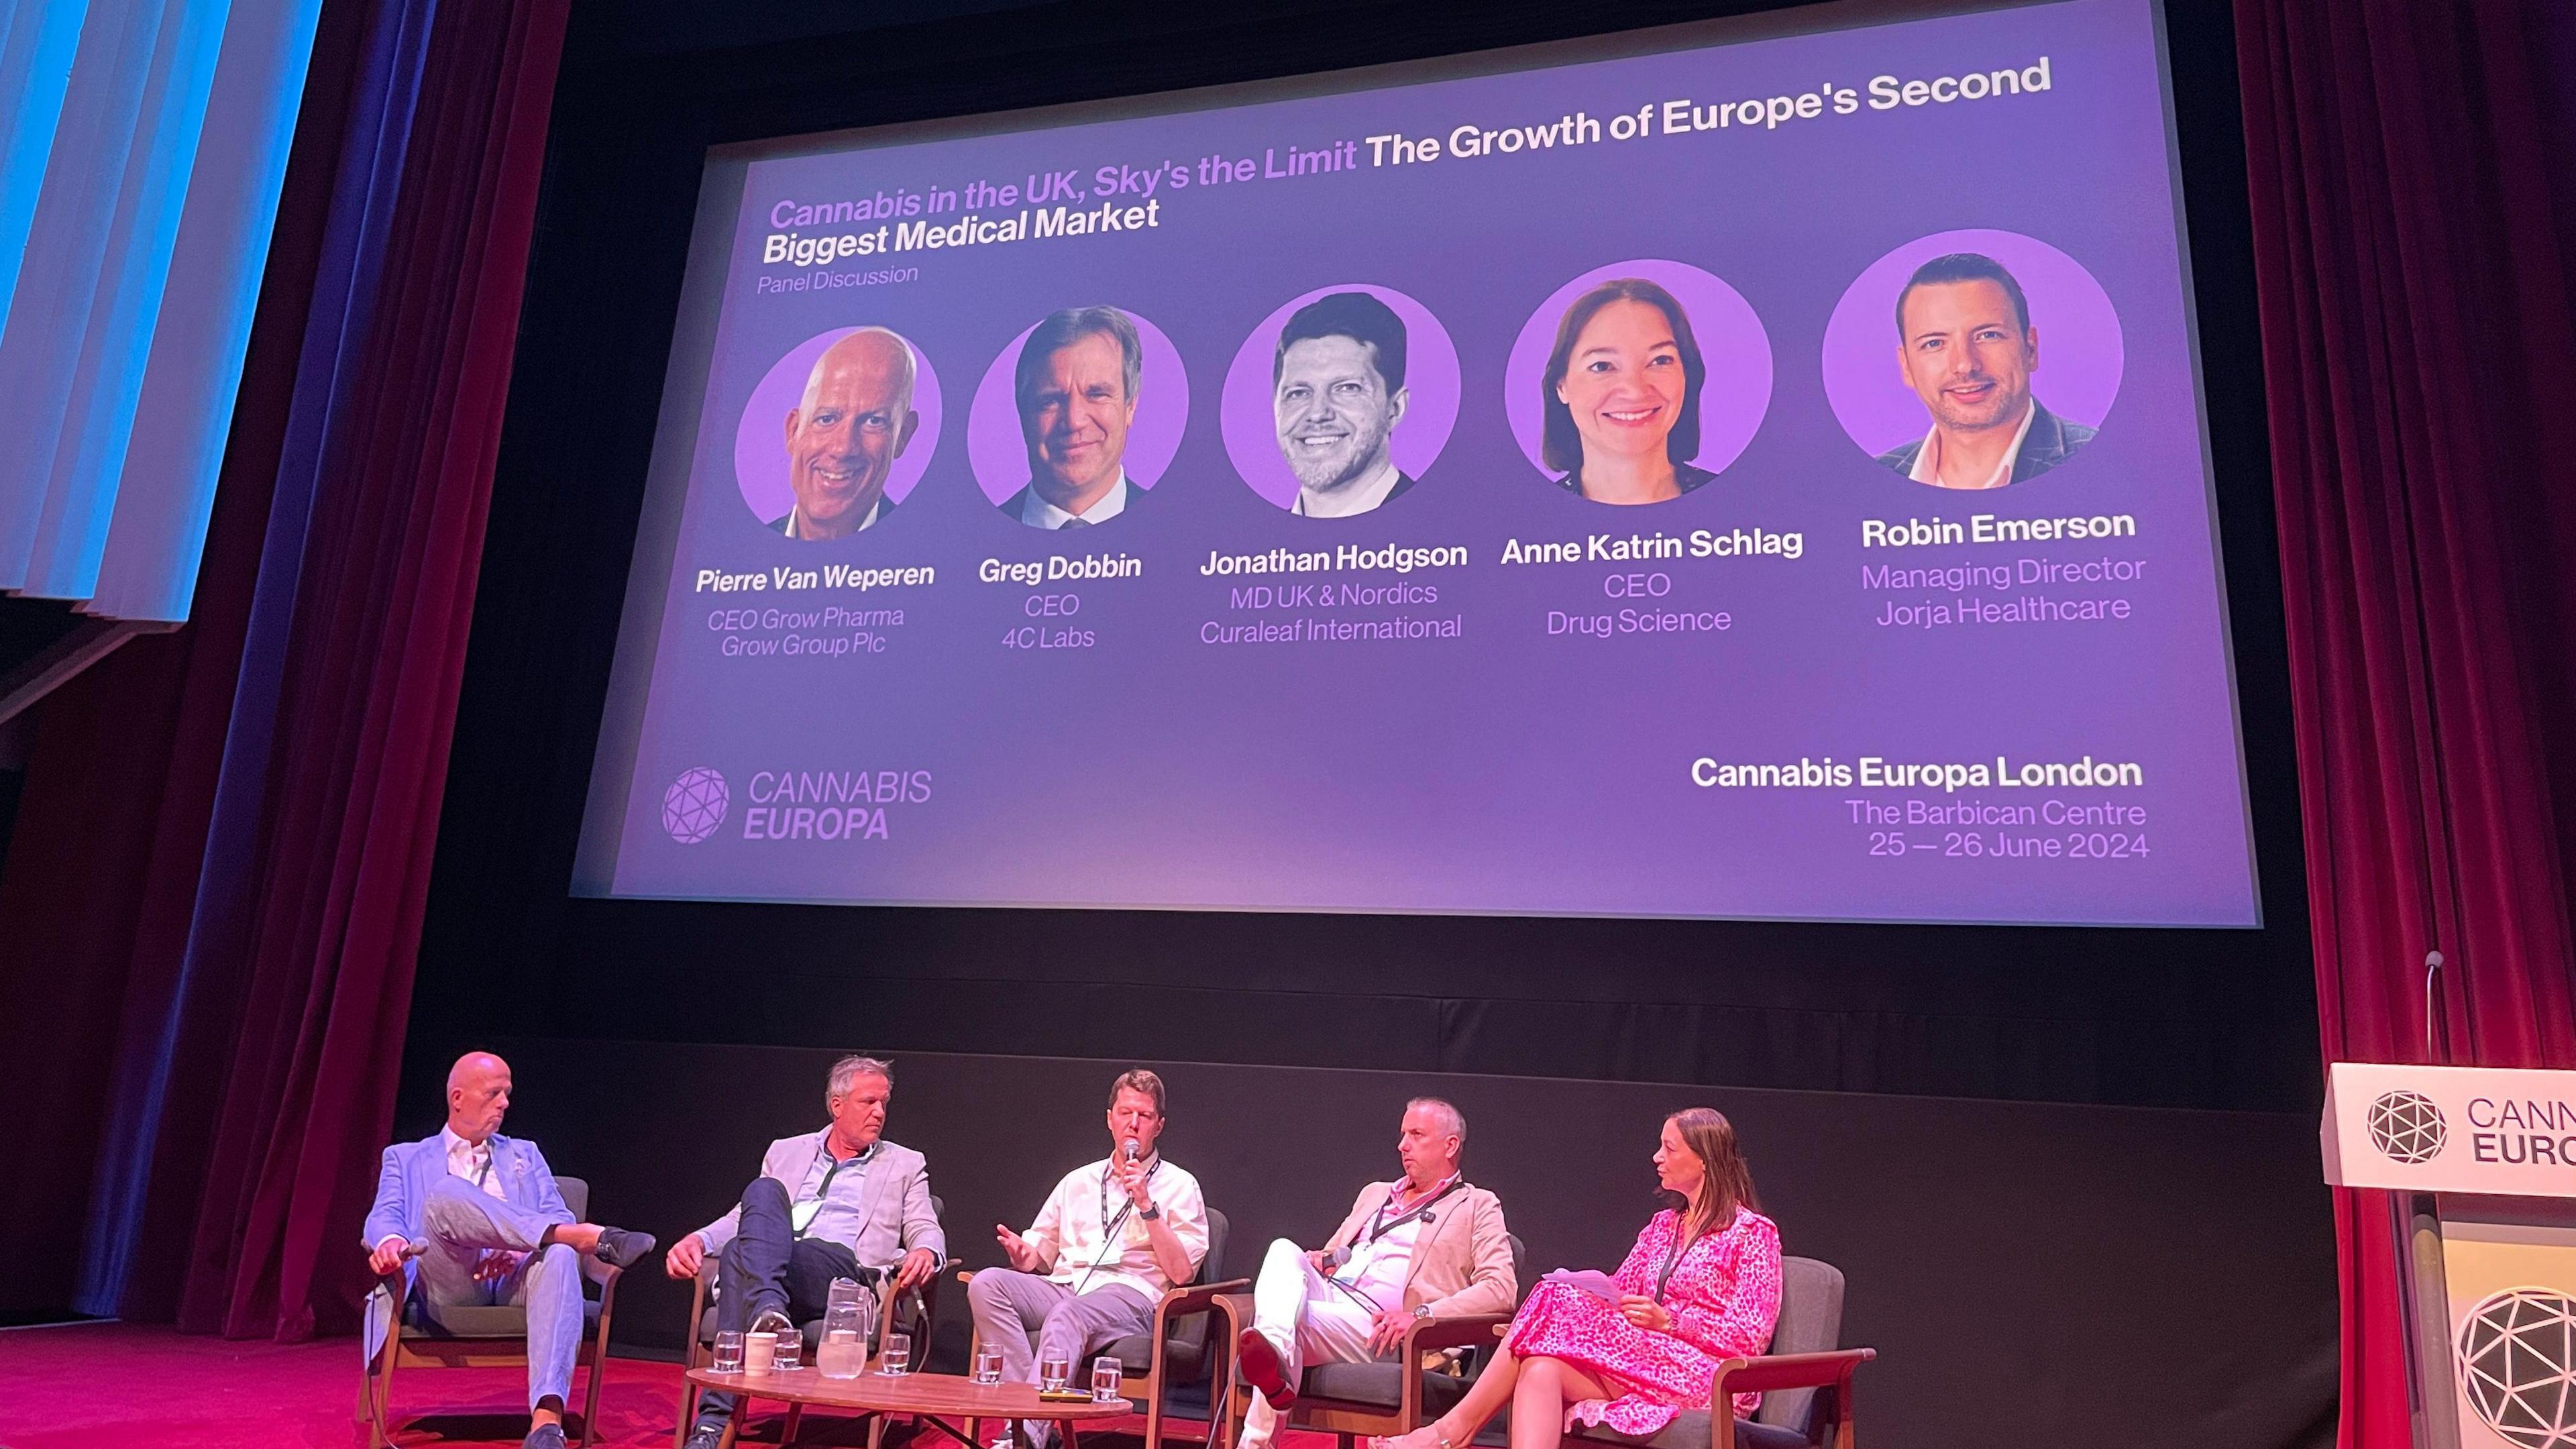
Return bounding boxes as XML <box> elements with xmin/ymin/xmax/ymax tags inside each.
<box><xmin>2457</xmin><ymin>1289</ymin><xmax>2576</xmax><ymax>1449</ymax></box>
<box><xmin>661</xmin><ymin>767</ymin><xmax>728</xmax><ymax>844</ymax></box>
<box><xmin>2369</xmin><ymin>1089</ymin><xmax>2447</xmax><ymax>1164</ymax></box>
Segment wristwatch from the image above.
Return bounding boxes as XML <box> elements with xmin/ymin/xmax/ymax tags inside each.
<box><xmin>1138</xmin><ymin>1201</ymin><xmax>1162</xmax><ymax>1221</ymax></box>
<box><xmin>1411</xmin><ymin>1304</ymin><xmax>1433</xmax><ymax>1320</ymax></box>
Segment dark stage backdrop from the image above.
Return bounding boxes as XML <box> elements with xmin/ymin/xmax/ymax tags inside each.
<box><xmin>391</xmin><ymin>1040</ymin><xmax>2338</xmax><ymax>1449</ymax></box>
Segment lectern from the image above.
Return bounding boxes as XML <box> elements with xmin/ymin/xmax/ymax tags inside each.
<box><xmin>2322</xmin><ymin>1062</ymin><xmax>2576</xmax><ymax>1449</ymax></box>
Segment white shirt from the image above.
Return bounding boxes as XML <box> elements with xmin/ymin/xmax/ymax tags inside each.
<box><xmin>1024</xmin><ymin>1154</ymin><xmax>1208</xmax><ymax>1303</ymax></box>
<box><xmin>1019</xmin><ymin>470</ymin><xmax>1128</xmax><ymax>529</ymax></box>
<box><xmin>1909</xmin><ymin>400</ymin><xmax>2037</xmax><ymax>491</ymax></box>
<box><xmin>1332</xmin><ymin>1175</ymin><xmax>1456</xmax><ymax>1309</ymax></box>
<box><xmin>1293</xmin><ymin>458</ymin><xmax>1403</xmax><ymax>519</ymax></box>
<box><xmin>375</xmin><ymin>1127</ymin><xmax>504</xmax><ymax>1250</ymax></box>
<box><xmin>443</xmin><ymin>1127</ymin><xmax>507</xmax><ymax>1201</ymax></box>
<box><xmin>786</xmin><ymin>497</ymin><xmax>881</xmax><ymax>538</ymax></box>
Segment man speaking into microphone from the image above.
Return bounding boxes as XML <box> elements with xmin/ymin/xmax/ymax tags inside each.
<box><xmin>967</xmin><ymin>1069</ymin><xmax>1208</xmax><ymax>1449</ymax></box>
<box><xmin>1232</xmin><ymin>1098</ymin><xmax>1516</xmax><ymax>1449</ymax></box>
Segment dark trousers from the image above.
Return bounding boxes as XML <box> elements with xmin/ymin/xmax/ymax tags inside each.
<box><xmin>697</xmin><ymin>1177</ymin><xmax>863</xmax><ymax>1427</ymax></box>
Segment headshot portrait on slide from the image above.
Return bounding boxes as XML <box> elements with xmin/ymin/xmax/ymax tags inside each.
<box><xmin>1273</xmin><ymin>292</ymin><xmax>1413</xmax><ymax>516</ymax></box>
<box><xmin>1505</xmin><ymin>262</ymin><xmax>1772</xmax><ymax>508</ymax></box>
<box><xmin>735</xmin><ymin>325</ymin><xmax>943</xmax><ymax>541</ymax></box>
<box><xmin>967</xmin><ymin>305</ymin><xmax>1189</xmax><ymax>531</ymax></box>
<box><xmin>1008</xmin><ymin>307</ymin><xmax>1142</xmax><ymax>529</ymax></box>
<box><xmin>1822</xmin><ymin>229</ymin><xmax>2123</xmax><ymax>492</ymax></box>
<box><xmin>775</xmin><ymin>327</ymin><xmax>918</xmax><ymax>538</ymax></box>
<box><xmin>1883</xmin><ymin>254</ymin><xmax>2090</xmax><ymax>488</ymax></box>
<box><xmin>1220</xmin><ymin>284</ymin><xmax>1460</xmax><ymax>519</ymax></box>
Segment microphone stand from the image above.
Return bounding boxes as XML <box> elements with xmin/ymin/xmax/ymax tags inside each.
<box><xmin>2423</xmin><ymin>950</ymin><xmax>2449</xmax><ymax>1067</ymax></box>
<box><xmin>2398</xmin><ymin>947</ymin><xmax>2459</xmax><ymax>1449</ymax></box>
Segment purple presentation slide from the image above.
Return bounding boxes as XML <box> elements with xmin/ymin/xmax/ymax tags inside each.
<box><xmin>576</xmin><ymin>0</ymin><xmax>2261</xmax><ymax>926</ymax></box>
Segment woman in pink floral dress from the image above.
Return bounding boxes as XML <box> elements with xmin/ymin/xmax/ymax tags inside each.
<box><xmin>1375</xmin><ymin>1108</ymin><xmax>1783</xmax><ymax>1449</ymax></box>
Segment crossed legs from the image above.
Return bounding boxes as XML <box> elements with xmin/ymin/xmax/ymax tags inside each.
<box><xmin>416</xmin><ymin>1178</ymin><xmax>587</xmax><ymax>1424</ymax></box>
<box><xmin>1240</xmin><ymin>1238</ymin><xmax>1381</xmax><ymax>1449</ymax></box>
<box><xmin>1375</xmin><ymin>1348</ymin><xmax>1617</xmax><ymax>1449</ymax></box>
<box><xmin>692</xmin><ymin>1177</ymin><xmax>863</xmax><ymax>1434</ymax></box>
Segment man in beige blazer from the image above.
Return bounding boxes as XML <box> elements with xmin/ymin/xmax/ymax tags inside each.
<box><xmin>1234</xmin><ymin>1098</ymin><xmax>1517</xmax><ymax>1449</ymax></box>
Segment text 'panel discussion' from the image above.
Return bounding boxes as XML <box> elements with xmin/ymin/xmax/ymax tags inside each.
<box><xmin>4</xmin><ymin>1</ymin><xmax>2575</xmax><ymax>1448</ymax></box>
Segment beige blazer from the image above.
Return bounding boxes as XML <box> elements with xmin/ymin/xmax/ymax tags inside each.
<box><xmin>1322</xmin><ymin>1181</ymin><xmax>1517</xmax><ymax>1318</ymax></box>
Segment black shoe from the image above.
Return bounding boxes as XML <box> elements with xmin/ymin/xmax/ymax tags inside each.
<box><xmin>592</xmin><ymin>1226</ymin><xmax>657</xmax><ymax>1269</ymax></box>
<box><xmin>523</xmin><ymin>1425</ymin><xmax>568</xmax><ymax>1449</ymax></box>
<box><xmin>684</xmin><ymin>1424</ymin><xmax>727</xmax><ymax>1449</ymax></box>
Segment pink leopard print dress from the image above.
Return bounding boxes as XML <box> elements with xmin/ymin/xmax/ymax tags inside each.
<box><xmin>1501</xmin><ymin>1208</ymin><xmax>1783</xmax><ymax>1430</ymax></box>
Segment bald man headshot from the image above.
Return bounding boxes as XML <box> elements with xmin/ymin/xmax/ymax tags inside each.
<box><xmin>773</xmin><ymin>327</ymin><xmax>921</xmax><ymax>539</ymax></box>
<box><xmin>1876</xmin><ymin>252</ymin><xmax>2096</xmax><ymax>490</ymax></box>
<box><xmin>363</xmin><ymin>1052</ymin><xmax>655</xmax><ymax>1449</ymax></box>
<box><xmin>1001</xmin><ymin>306</ymin><xmax>1148</xmax><ymax>529</ymax></box>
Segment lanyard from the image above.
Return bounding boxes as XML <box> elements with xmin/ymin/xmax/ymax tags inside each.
<box><xmin>1098</xmin><ymin>1156</ymin><xmax>1160</xmax><ymax>1240</ymax></box>
<box><xmin>1652</xmin><ymin>1226</ymin><xmax>1698</xmax><ymax>1304</ymax></box>
<box><xmin>1324</xmin><ymin>1178</ymin><xmax>1463</xmax><ymax>1314</ymax></box>
<box><xmin>1073</xmin><ymin>1157</ymin><xmax>1159</xmax><ymax>1294</ymax></box>
<box><xmin>1358</xmin><ymin>1177</ymin><xmax>1462</xmax><ymax>1248</ymax></box>
<box><xmin>792</xmin><ymin>1142</ymin><xmax>875</xmax><ymax>1237</ymax></box>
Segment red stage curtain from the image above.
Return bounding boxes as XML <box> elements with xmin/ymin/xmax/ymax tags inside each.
<box><xmin>0</xmin><ymin>0</ymin><xmax>376</xmax><ymax>1324</ymax></box>
<box><xmin>166</xmin><ymin>0</ymin><xmax>570</xmax><ymax>1340</ymax></box>
<box><xmin>2233</xmin><ymin>0</ymin><xmax>2576</xmax><ymax>1442</ymax></box>
<box><xmin>0</xmin><ymin>0</ymin><xmax>566</xmax><ymax>1339</ymax></box>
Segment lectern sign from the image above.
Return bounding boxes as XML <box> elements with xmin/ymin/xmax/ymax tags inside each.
<box><xmin>2325</xmin><ymin>1063</ymin><xmax>2576</xmax><ymax>1449</ymax></box>
<box><xmin>2323</xmin><ymin>1063</ymin><xmax>2576</xmax><ymax>1197</ymax></box>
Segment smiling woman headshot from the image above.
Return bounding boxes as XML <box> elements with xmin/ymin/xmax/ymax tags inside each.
<box><xmin>1541</xmin><ymin>278</ymin><xmax>1711</xmax><ymax>505</ymax></box>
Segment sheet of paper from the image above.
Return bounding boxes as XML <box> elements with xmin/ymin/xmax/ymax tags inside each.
<box><xmin>1540</xmin><ymin>1269</ymin><xmax>1623</xmax><ymax>1301</ymax></box>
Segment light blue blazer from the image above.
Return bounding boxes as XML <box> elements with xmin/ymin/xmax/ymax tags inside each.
<box><xmin>360</xmin><ymin>1130</ymin><xmax>574</xmax><ymax>1354</ymax></box>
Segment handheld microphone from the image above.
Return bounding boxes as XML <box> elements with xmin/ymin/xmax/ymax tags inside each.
<box><xmin>1122</xmin><ymin>1137</ymin><xmax>1141</xmax><ymax>1163</ymax></box>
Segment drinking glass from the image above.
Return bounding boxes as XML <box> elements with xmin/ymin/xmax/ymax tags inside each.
<box><xmin>774</xmin><ymin>1325</ymin><xmax>804</xmax><ymax>1372</ymax></box>
<box><xmin>1091</xmin><ymin>1356</ymin><xmax>1124</xmax><ymax>1405</ymax></box>
<box><xmin>1039</xmin><ymin>1352</ymin><xmax>1073</xmax><ymax>1392</ymax></box>
<box><xmin>879</xmin><ymin>1331</ymin><xmax>912</xmax><ymax>1376</ymax></box>
<box><xmin>971</xmin><ymin>1345</ymin><xmax>1004</xmax><ymax>1384</ymax></box>
<box><xmin>712</xmin><ymin>1330</ymin><xmax>746</xmax><ymax>1375</ymax></box>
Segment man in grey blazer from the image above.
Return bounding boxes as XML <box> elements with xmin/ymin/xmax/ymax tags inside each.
<box><xmin>669</xmin><ymin>1055</ymin><xmax>946</xmax><ymax>1449</ymax></box>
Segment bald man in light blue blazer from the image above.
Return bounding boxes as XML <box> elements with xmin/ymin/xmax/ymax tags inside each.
<box><xmin>364</xmin><ymin>1052</ymin><xmax>653</xmax><ymax>1449</ymax></box>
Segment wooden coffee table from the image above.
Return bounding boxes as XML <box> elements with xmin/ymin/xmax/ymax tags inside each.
<box><xmin>682</xmin><ymin>1366</ymin><xmax>1132</xmax><ymax>1449</ymax></box>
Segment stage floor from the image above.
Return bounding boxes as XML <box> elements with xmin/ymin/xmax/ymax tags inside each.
<box><xmin>0</xmin><ymin>1322</ymin><xmax>1262</xmax><ymax>1448</ymax></box>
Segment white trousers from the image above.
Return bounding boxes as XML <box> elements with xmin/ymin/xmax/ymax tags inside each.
<box><xmin>1243</xmin><ymin>1238</ymin><xmax>1389</xmax><ymax>1449</ymax></box>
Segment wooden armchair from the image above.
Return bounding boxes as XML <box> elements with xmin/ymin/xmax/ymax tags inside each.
<box><xmin>1218</xmin><ymin>1234</ymin><xmax>1527</xmax><ymax>1449</ymax></box>
<box><xmin>357</xmin><ymin>1175</ymin><xmax>625</xmax><ymax>1449</ymax></box>
<box><xmin>1560</xmin><ymin>1257</ymin><xmax>1873</xmax><ymax>1449</ymax></box>
<box><xmin>962</xmin><ymin>1206</ymin><xmax>1247</xmax><ymax>1449</ymax></box>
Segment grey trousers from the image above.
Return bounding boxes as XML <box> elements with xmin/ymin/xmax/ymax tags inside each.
<box><xmin>965</xmin><ymin>1269</ymin><xmax>1154</xmax><ymax>1442</ymax></box>
<box><xmin>409</xmin><ymin>1177</ymin><xmax>583</xmax><ymax>1409</ymax></box>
